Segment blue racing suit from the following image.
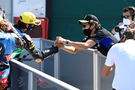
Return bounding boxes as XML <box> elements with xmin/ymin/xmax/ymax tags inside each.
<box><xmin>0</xmin><ymin>31</ymin><xmax>18</xmax><ymax>89</ymax></box>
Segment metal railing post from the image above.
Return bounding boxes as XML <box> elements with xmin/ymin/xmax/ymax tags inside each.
<box><xmin>93</xmin><ymin>50</ymin><xmax>100</xmax><ymax>90</ymax></box>
<box><xmin>11</xmin><ymin>59</ymin><xmax>79</xmax><ymax>90</ymax></box>
<box><xmin>54</xmin><ymin>52</ymin><xmax>60</xmax><ymax>79</ymax></box>
<box><xmin>28</xmin><ymin>71</ymin><xmax>33</xmax><ymax>90</ymax></box>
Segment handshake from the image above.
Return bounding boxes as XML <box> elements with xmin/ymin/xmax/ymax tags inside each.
<box><xmin>34</xmin><ymin>36</ymin><xmax>70</xmax><ymax>63</ymax></box>
<box><xmin>54</xmin><ymin>36</ymin><xmax>70</xmax><ymax>49</ymax></box>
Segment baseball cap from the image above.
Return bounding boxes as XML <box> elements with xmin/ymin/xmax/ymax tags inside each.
<box><xmin>78</xmin><ymin>14</ymin><xmax>99</xmax><ymax>24</ymax></box>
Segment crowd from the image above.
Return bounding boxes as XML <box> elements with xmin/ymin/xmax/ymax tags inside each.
<box><xmin>0</xmin><ymin>5</ymin><xmax>135</xmax><ymax>90</ymax></box>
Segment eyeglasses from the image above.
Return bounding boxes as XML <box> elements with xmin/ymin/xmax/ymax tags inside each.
<box><xmin>121</xmin><ymin>15</ymin><xmax>132</xmax><ymax>19</ymax></box>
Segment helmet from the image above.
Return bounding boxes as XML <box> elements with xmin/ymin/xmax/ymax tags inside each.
<box><xmin>20</xmin><ymin>12</ymin><xmax>41</xmax><ymax>25</ymax></box>
<box><xmin>0</xmin><ymin>16</ymin><xmax>3</xmax><ymax>21</ymax></box>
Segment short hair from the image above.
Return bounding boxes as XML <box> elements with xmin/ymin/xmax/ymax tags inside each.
<box><xmin>123</xmin><ymin>6</ymin><xmax>135</xmax><ymax>15</ymax></box>
<box><xmin>123</xmin><ymin>30</ymin><xmax>135</xmax><ymax>39</ymax></box>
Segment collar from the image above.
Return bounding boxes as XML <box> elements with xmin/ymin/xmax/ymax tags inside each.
<box><xmin>125</xmin><ymin>39</ymin><xmax>135</xmax><ymax>44</ymax></box>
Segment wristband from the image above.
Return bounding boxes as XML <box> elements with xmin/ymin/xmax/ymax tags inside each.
<box><xmin>66</xmin><ymin>40</ymin><xmax>69</xmax><ymax>44</ymax></box>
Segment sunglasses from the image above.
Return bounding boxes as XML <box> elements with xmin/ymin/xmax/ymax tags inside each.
<box><xmin>82</xmin><ymin>25</ymin><xmax>86</xmax><ymax>28</ymax></box>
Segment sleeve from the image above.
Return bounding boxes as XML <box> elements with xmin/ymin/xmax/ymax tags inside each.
<box><xmin>22</xmin><ymin>34</ymin><xmax>42</xmax><ymax>59</ymax></box>
<box><xmin>88</xmin><ymin>30</ymin><xmax>105</xmax><ymax>43</ymax></box>
<box><xmin>23</xmin><ymin>34</ymin><xmax>58</xmax><ymax>61</ymax></box>
<box><xmin>10</xmin><ymin>33</ymin><xmax>25</xmax><ymax>49</ymax></box>
<box><xmin>104</xmin><ymin>45</ymin><xmax>116</xmax><ymax>66</ymax></box>
<box><xmin>82</xmin><ymin>36</ymin><xmax>89</xmax><ymax>42</ymax></box>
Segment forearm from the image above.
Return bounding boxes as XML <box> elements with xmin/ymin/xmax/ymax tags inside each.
<box><xmin>61</xmin><ymin>45</ymin><xmax>79</xmax><ymax>54</ymax></box>
<box><xmin>56</xmin><ymin>36</ymin><xmax>94</xmax><ymax>50</ymax></box>
<box><xmin>102</xmin><ymin>65</ymin><xmax>114</xmax><ymax>77</ymax></box>
<box><xmin>67</xmin><ymin>39</ymin><xmax>96</xmax><ymax>50</ymax></box>
<box><xmin>27</xmin><ymin>45</ymin><xmax>58</xmax><ymax>60</ymax></box>
<box><xmin>67</xmin><ymin>40</ymin><xmax>89</xmax><ymax>50</ymax></box>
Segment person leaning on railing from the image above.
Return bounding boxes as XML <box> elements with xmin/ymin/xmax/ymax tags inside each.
<box><xmin>55</xmin><ymin>14</ymin><xmax>118</xmax><ymax>56</ymax></box>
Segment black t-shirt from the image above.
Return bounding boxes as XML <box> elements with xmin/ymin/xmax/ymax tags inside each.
<box><xmin>82</xmin><ymin>27</ymin><xmax>118</xmax><ymax>56</ymax></box>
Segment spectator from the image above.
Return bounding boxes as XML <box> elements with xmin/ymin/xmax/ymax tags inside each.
<box><xmin>102</xmin><ymin>30</ymin><xmax>135</xmax><ymax>90</ymax></box>
<box><xmin>55</xmin><ymin>14</ymin><xmax>118</xmax><ymax>56</ymax></box>
<box><xmin>112</xmin><ymin>6</ymin><xmax>135</xmax><ymax>41</ymax></box>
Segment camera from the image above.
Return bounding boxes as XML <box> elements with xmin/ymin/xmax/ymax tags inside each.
<box><xmin>114</xmin><ymin>24</ymin><xmax>126</xmax><ymax>32</ymax></box>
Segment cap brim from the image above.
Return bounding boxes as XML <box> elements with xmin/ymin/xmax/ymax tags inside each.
<box><xmin>34</xmin><ymin>19</ymin><xmax>41</xmax><ymax>25</ymax></box>
<box><xmin>78</xmin><ymin>20</ymin><xmax>89</xmax><ymax>24</ymax></box>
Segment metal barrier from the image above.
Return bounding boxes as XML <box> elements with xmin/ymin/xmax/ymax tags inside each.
<box><xmin>10</xmin><ymin>38</ymin><xmax>114</xmax><ymax>90</ymax></box>
<box><xmin>10</xmin><ymin>59</ymin><xmax>80</xmax><ymax>90</ymax></box>
<box><xmin>36</xmin><ymin>39</ymin><xmax>114</xmax><ymax>90</ymax></box>
<box><xmin>54</xmin><ymin>49</ymin><xmax>113</xmax><ymax>90</ymax></box>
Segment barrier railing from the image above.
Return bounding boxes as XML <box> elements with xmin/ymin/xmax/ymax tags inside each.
<box><xmin>10</xmin><ymin>59</ymin><xmax>80</xmax><ymax>90</ymax></box>
<box><xmin>12</xmin><ymin>39</ymin><xmax>112</xmax><ymax>90</ymax></box>
<box><xmin>54</xmin><ymin>48</ymin><xmax>107</xmax><ymax>90</ymax></box>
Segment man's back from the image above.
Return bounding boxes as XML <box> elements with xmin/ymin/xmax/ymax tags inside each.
<box><xmin>109</xmin><ymin>39</ymin><xmax>135</xmax><ymax>90</ymax></box>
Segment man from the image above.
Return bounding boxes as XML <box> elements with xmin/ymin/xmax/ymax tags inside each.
<box><xmin>0</xmin><ymin>16</ymin><xmax>24</xmax><ymax>90</ymax></box>
<box><xmin>112</xmin><ymin>6</ymin><xmax>135</xmax><ymax>40</ymax></box>
<box><xmin>14</xmin><ymin>12</ymin><xmax>58</xmax><ymax>62</ymax></box>
<box><xmin>102</xmin><ymin>30</ymin><xmax>135</xmax><ymax>90</ymax></box>
<box><xmin>55</xmin><ymin>14</ymin><xmax>118</xmax><ymax>56</ymax></box>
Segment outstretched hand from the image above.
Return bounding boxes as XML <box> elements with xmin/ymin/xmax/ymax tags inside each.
<box><xmin>54</xmin><ymin>36</ymin><xmax>66</xmax><ymax>49</ymax></box>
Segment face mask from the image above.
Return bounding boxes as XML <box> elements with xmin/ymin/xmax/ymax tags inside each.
<box><xmin>83</xmin><ymin>29</ymin><xmax>92</xmax><ymax>36</ymax></box>
<box><xmin>123</xmin><ymin>18</ymin><xmax>132</xmax><ymax>25</ymax></box>
<box><xmin>27</xmin><ymin>25</ymin><xmax>35</xmax><ymax>31</ymax></box>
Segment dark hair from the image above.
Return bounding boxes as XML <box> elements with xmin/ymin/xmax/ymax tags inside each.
<box><xmin>123</xmin><ymin>30</ymin><xmax>135</xmax><ymax>39</ymax></box>
<box><xmin>14</xmin><ymin>20</ymin><xmax>27</xmax><ymax>30</ymax></box>
<box><xmin>123</xmin><ymin>6</ymin><xmax>135</xmax><ymax>15</ymax></box>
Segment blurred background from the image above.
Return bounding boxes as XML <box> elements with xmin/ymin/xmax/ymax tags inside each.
<box><xmin>0</xmin><ymin>0</ymin><xmax>135</xmax><ymax>41</ymax></box>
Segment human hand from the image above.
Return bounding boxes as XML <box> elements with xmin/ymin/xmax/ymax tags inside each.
<box><xmin>0</xmin><ymin>19</ymin><xmax>13</xmax><ymax>31</ymax></box>
<box><xmin>129</xmin><ymin>21</ymin><xmax>135</xmax><ymax>28</ymax></box>
<box><xmin>55</xmin><ymin>42</ymin><xmax>64</xmax><ymax>49</ymax></box>
<box><xmin>54</xmin><ymin>36</ymin><xmax>65</xmax><ymax>49</ymax></box>
<box><xmin>56</xmin><ymin>36</ymin><xmax>67</xmax><ymax>44</ymax></box>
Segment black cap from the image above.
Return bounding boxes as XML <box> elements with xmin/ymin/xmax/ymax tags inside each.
<box><xmin>78</xmin><ymin>14</ymin><xmax>99</xmax><ymax>24</ymax></box>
